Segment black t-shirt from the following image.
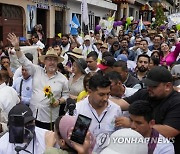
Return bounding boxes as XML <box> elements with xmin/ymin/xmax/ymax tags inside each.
<box><xmin>124</xmin><ymin>89</ymin><xmax>180</xmax><ymax>154</ymax></box>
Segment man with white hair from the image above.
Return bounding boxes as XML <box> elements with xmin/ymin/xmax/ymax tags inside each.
<box><xmin>7</xmin><ymin>33</ymin><xmax>69</xmax><ymax>130</ymax></box>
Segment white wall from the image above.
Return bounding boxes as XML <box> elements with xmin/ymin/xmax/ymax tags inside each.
<box><xmin>66</xmin><ymin>0</ymin><xmax>117</xmax><ymax>33</ymax></box>
<box><xmin>72</xmin><ymin>0</ymin><xmax>117</xmax><ymax>10</ymax></box>
<box><xmin>129</xmin><ymin>4</ymin><xmax>140</xmax><ymax>20</ymax></box>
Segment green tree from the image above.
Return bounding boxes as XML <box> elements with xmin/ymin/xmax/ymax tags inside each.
<box><xmin>154</xmin><ymin>4</ymin><xmax>166</xmax><ymax>26</ymax></box>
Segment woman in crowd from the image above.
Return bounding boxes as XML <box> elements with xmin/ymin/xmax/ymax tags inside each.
<box><xmin>149</xmin><ymin>55</ymin><xmax>160</xmax><ymax>70</ymax></box>
<box><xmin>151</xmin><ymin>50</ymin><xmax>160</xmax><ymax>59</ymax></box>
<box><xmin>68</xmin><ymin>58</ymin><xmax>87</xmax><ymax>100</ymax></box>
<box><xmin>160</xmin><ymin>39</ymin><xmax>180</xmax><ymax>66</ymax></box>
<box><xmin>109</xmin><ymin>41</ymin><xmax>120</xmax><ymax>56</ymax></box>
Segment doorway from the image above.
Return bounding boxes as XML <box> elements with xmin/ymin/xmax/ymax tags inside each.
<box><xmin>0</xmin><ymin>26</ymin><xmax>2</xmax><ymax>41</ymax></box>
<box><xmin>37</xmin><ymin>8</ymin><xmax>47</xmax><ymax>37</ymax></box>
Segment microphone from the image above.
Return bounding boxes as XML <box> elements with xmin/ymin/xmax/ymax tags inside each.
<box><xmin>66</xmin><ymin>98</ymin><xmax>76</xmax><ymax>116</ymax></box>
<box><xmin>15</xmin><ymin>128</ymin><xmax>34</xmax><ymax>154</ymax></box>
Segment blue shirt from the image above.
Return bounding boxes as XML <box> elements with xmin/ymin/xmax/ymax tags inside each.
<box><xmin>12</xmin><ymin>76</ymin><xmax>32</xmax><ymax>105</ymax></box>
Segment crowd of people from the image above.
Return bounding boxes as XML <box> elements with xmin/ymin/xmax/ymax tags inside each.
<box><xmin>0</xmin><ymin>22</ymin><xmax>180</xmax><ymax>154</ymax></box>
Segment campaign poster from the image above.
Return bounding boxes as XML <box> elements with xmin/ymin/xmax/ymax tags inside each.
<box><xmin>27</xmin><ymin>5</ymin><xmax>37</xmax><ymax>34</ymax></box>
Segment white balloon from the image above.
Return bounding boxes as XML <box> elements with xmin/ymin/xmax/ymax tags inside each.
<box><xmin>152</xmin><ymin>18</ymin><xmax>155</xmax><ymax>22</ymax></box>
<box><xmin>130</xmin><ymin>16</ymin><xmax>134</xmax><ymax>21</ymax></box>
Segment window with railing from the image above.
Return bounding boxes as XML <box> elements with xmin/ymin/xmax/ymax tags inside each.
<box><xmin>89</xmin><ymin>12</ymin><xmax>95</xmax><ymax>30</ymax></box>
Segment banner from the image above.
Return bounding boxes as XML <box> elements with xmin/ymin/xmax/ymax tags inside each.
<box><xmin>81</xmin><ymin>0</ymin><xmax>89</xmax><ymax>26</ymax></box>
<box><xmin>168</xmin><ymin>13</ymin><xmax>180</xmax><ymax>28</ymax></box>
<box><xmin>27</xmin><ymin>5</ymin><xmax>37</xmax><ymax>33</ymax></box>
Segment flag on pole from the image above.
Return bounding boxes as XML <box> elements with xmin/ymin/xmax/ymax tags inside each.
<box><xmin>81</xmin><ymin>0</ymin><xmax>89</xmax><ymax>26</ymax></box>
<box><xmin>105</xmin><ymin>11</ymin><xmax>116</xmax><ymax>35</ymax></box>
<box><xmin>135</xmin><ymin>15</ymin><xmax>146</xmax><ymax>33</ymax></box>
<box><xmin>70</xmin><ymin>14</ymin><xmax>80</xmax><ymax>35</ymax></box>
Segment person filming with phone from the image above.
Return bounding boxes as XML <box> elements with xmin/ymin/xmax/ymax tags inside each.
<box><xmin>44</xmin><ymin>115</ymin><xmax>95</xmax><ymax>154</ymax></box>
<box><xmin>0</xmin><ymin>104</ymin><xmax>48</xmax><ymax>154</ymax></box>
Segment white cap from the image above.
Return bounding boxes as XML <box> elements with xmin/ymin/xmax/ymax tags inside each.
<box><xmin>100</xmin><ymin>129</ymin><xmax>148</xmax><ymax>154</ymax></box>
<box><xmin>84</xmin><ymin>35</ymin><xmax>91</xmax><ymax>41</ymax></box>
<box><xmin>90</xmin><ymin>30</ymin><xmax>94</xmax><ymax>34</ymax></box>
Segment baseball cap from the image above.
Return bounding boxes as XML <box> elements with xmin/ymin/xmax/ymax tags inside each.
<box><xmin>98</xmin><ymin>56</ymin><xmax>116</xmax><ymax>70</ymax></box>
<box><xmin>8</xmin><ymin>104</ymin><xmax>35</xmax><ymax>124</ymax></box>
<box><xmin>116</xmin><ymin>54</ymin><xmax>128</xmax><ymax>62</ymax></box>
<box><xmin>89</xmin><ymin>30</ymin><xmax>94</xmax><ymax>34</ymax></box>
<box><xmin>143</xmin><ymin>66</ymin><xmax>172</xmax><ymax>87</ymax></box>
<box><xmin>84</xmin><ymin>35</ymin><xmax>91</xmax><ymax>41</ymax></box>
<box><xmin>59</xmin><ymin>115</ymin><xmax>95</xmax><ymax>152</ymax></box>
<box><xmin>170</xmin><ymin>29</ymin><xmax>175</xmax><ymax>33</ymax></box>
<box><xmin>100</xmin><ymin>129</ymin><xmax>148</xmax><ymax>154</ymax></box>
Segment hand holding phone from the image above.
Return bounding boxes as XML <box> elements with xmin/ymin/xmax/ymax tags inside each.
<box><xmin>70</xmin><ymin>114</ymin><xmax>92</xmax><ymax>144</ymax></box>
<box><xmin>70</xmin><ymin>131</ymin><xmax>92</xmax><ymax>154</ymax></box>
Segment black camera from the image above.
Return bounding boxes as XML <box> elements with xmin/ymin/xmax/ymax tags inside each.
<box><xmin>9</xmin><ymin>115</ymin><xmax>24</xmax><ymax>143</ymax></box>
<box><xmin>66</xmin><ymin>98</ymin><xmax>76</xmax><ymax>116</ymax></box>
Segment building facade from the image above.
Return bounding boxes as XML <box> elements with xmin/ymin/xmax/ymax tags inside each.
<box><xmin>174</xmin><ymin>0</ymin><xmax>180</xmax><ymax>13</ymax></box>
<box><xmin>112</xmin><ymin>0</ymin><xmax>174</xmax><ymax>22</ymax></box>
<box><xmin>66</xmin><ymin>0</ymin><xmax>117</xmax><ymax>32</ymax></box>
<box><xmin>0</xmin><ymin>0</ymin><xmax>175</xmax><ymax>45</ymax></box>
<box><xmin>0</xmin><ymin>0</ymin><xmax>117</xmax><ymax>45</ymax></box>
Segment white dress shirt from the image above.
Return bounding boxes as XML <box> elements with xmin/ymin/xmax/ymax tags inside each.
<box><xmin>80</xmin><ymin>44</ymin><xmax>98</xmax><ymax>59</ymax></box>
<box><xmin>61</xmin><ymin>44</ymin><xmax>70</xmax><ymax>55</ymax></box>
<box><xmin>85</xmin><ymin>67</ymin><xmax>100</xmax><ymax>74</ymax></box>
<box><xmin>33</xmin><ymin>40</ymin><xmax>45</xmax><ymax>49</ymax></box>
<box><xmin>18</xmin><ymin>55</ymin><xmax>69</xmax><ymax>123</ymax></box>
<box><xmin>76</xmin><ymin>97</ymin><xmax>122</xmax><ymax>152</ymax></box>
<box><xmin>135</xmin><ymin>48</ymin><xmax>152</xmax><ymax>61</ymax></box>
<box><xmin>0</xmin><ymin>83</ymin><xmax>20</xmax><ymax>122</ymax></box>
<box><xmin>76</xmin><ymin>97</ymin><xmax>122</xmax><ymax>136</ymax></box>
<box><xmin>13</xmin><ymin>66</ymin><xmax>22</xmax><ymax>82</ymax></box>
<box><xmin>12</xmin><ymin>76</ymin><xmax>33</xmax><ymax>105</ymax></box>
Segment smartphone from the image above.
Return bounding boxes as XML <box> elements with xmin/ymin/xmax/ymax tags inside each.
<box><xmin>9</xmin><ymin>115</ymin><xmax>24</xmax><ymax>143</ymax></box>
<box><xmin>70</xmin><ymin>114</ymin><xmax>92</xmax><ymax>144</ymax></box>
<box><xmin>19</xmin><ymin>37</ymin><xmax>27</xmax><ymax>42</ymax></box>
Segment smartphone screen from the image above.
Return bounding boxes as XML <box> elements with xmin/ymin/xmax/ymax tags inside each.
<box><xmin>19</xmin><ymin>37</ymin><xmax>27</xmax><ymax>42</ymax></box>
<box><xmin>9</xmin><ymin>115</ymin><xmax>24</xmax><ymax>143</ymax></box>
<box><xmin>70</xmin><ymin>114</ymin><xmax>92</xmax><ymax>144</ymax></box>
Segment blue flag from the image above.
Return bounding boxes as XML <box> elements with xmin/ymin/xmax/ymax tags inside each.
<box><xmin>70</xmin><ymin>14</ymin><xmax>80</xmax><ymax>35</ymax></box>
<box><xmin>135</xmin><ymin>16</ymin><xmax>146</xmax><ymax>33</ymax></box>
